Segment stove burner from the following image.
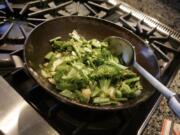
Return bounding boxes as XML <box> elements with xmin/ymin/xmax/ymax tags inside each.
<box><xmin>19</xmin><ymin>0</ymin><xmax>120</xmax><ymax>19</ymax></box>
<box><xmin>0</xmin><ymin>1</ymin><xmax>34</xmax><ymax>52</ymax></box>
<box><xmin>0</xmin><ymin>0</ymin><xmax>121</xmax><ymax>52</ymax></box>
<box><xmin>55</xmin><ymin>110</ymin><xmax>123</xmax><ymax>135</ymax></box>
<box><xmin>118</xmin><ymin>12</ymin><xmax>180</xmax><ymax>73</ymax></box>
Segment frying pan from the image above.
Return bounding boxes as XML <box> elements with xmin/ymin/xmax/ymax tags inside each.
<box><xmin>7</xmin><ymin>16</ymin><xmax>161</xmax><ymax>110</ymax></box>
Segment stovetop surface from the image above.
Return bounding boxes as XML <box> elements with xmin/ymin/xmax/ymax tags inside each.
<box><xmin>0</xmin><ymin>0</ymin><xmax>180</xmax><ymax>135</ymax></box>
<box><xmin>0</xmin><ymin>76</ymin><xmax>59</xmax><ymax>135</ymax></box>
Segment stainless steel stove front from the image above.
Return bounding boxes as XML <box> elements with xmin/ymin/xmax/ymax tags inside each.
<box><xmin>0</xmin><ymin>76</ymin><xmax>60</xmax><ymax>135</ymax></box>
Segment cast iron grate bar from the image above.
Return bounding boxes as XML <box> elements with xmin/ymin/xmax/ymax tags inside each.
<box><xmin>153</xmin><ymin>41</ymin><xmax>180</xmax><ymax>53</ymax></box>
<box><xmin>72</xmin><ymin>121</ymin><xmax>89</xmax><ymax>135</ymax></box>
<box><xmin>19</xmin><ymin>25</ymin><xmax>28</xmax><ymax>39</ymax></box>
<box><xmin>136</xmin><ymin>20</ymin><xmax>143</xmax><ymax>34</ymax></box>
<box><xmin>88</xmin><ymin>1</ymin><xmax>109</xmax><ymax>11</ymax></box>
<box><xmin>0</xmin><ymin>23</ymin><xmax>13</xmax><ymax>43</ymax></box>
<box><xmin>28</xmin><ymin>0</ymin><xmax>73</xmax><ymax>17</ymax></box>
<box><xmin>119</xmin><ymin>17</ymin><xmax>136</xmax><ymax>32</ymax></box>
<box><xmin>0</xmin><ymin>10</ymin><xmax>6</xmax><ymax>15</ymax></box>
<box><xmin>87</xmin><ymin>1</ymin><xmax>121</xmax><ymax>18</ymax></box>
<box><xmin>116</xmin><ymin>119</ymin><xmax>132</xmax><ymax>135</ymax></box>
<box><xmin>115</xmin><ymin>109</ymin><xmax>136</xmax><ymax>135</ymax></box>
<box><xmin>146</xmin><ymin>27</ymin><xmax>156</xmax><ymax>37</ymax></box>
<box><xmin>28</xmin><ymin>22</ymin><xmax>37</xmax><ymax>28</ymax></box>
<box><xmin>88</xmin><ymin>1</ymin><xmax>121</xmax><ymax>15</ymax></box>
<box><xmin>0</xmin><ymin>16</ymin><xmax>6</xmax><ymax>19</ymax></box>
<box><xmin>20</xmin><ymin>0</ymin><xmax>49</xmax><ymax>15</ymax></box>
<box><xmin>84</xmin><ymin>3</ymin><xmax>97</xmax><ymax>15</ymax></box>
<box><xmin>0</xmin><ymin>44</ymin><xmax>23</xmax><ymax>52</ymax></box>
<box><xmin>5</xmin><ymin>0</ymin><xmax>14</xmax><ymax>13</ymax></box>
<box><xmin>48</xmin><ymin>103</ymin><xmax>60</xmax><ymax>118</ymax></box>
<box><xmin>6</xmin><ymin>37</ymin><xmax>25</xmax><ymax>44</ymax></box>
<box><xmin>27</xmin><ymin>17</ymin><xmax>47</xmax><ymax>22</ymax></box>
<box><xmin>149</xmin><ymin>35</ymin><xmax>170</xmax><ymax>42</ymax></box>
<box><xmin>48</xmin><ymin>1</ymin><xmax>57</xmax><ymax>8</ymax></box>
<box><xmin>150</xmin><ymin>43</ymin><xmax>170</xmax><ymax>61</ymax></box>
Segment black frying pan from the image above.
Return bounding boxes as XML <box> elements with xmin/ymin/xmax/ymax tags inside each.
<box><xmin>24</xmin><ymin>16</ymin><xmax>160</xmax><ymax>111</ymax></box>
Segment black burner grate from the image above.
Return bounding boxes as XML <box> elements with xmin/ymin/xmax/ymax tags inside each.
<box><xmin>118</xmin><ymin>12</ymin><xmax>180</xmax><ymax>74</ymax></box>
<box><xmin>0</xmin><ymin>1</ymin><xmax>34</xmax><ymax>52</ymax></box>
<box><xmin>20</xmin><ymin>0</ymin><xmax>120</xmax><ymax>19</ymax></box>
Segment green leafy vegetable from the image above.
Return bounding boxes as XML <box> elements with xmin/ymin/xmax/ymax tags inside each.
<box><xmin>40</xmin><ymin>31</ymin><xmax>143</xmax><ymax>106</ymax></box>
<box><xmin>60</xmin><ymin>90</ymin><xmax>76</xmax><ymax>99</ymax></box>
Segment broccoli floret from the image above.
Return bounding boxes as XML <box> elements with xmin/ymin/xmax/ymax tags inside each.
<box><xmin>99</xmin><ymin>79</ymin><xmax>111</xmax><ymax>92</ymax></box>
<box><xmin>71</xmin><ymin>41</ymin><xmax>82</xmax><ymax>58</ymax></box>
<box><xmin>52</xmin><ymin>40</ymin><xmax>73</xmax><ymax>52</ymax></box>
<box><xmin>61</xmin><ymin>55</ymin><xmax>77</xmax><ymax>64</ymax></box>
<box><xmin>75</xmin><ymin>90</ymin><xmax>89</xmax><ymax>103</ymax></box>
<box><xmin>60</xmin><ymin>90</ymin><xmax>76</xmax><ymax>99</ymax></box>
<box><xmin>56</xmin><ymin>80</ymin><xmax>76</xmax><ymax>90</ymax></box>
<box><xmin>54</xmin><ymin>64</ymin><xmax>71</xmax><ymax>77</ymax></box>
<box><xmin>105</xmin><ymin>55</ymin><xmax>127</xmax><ymax>70</ymax></box>
<box><xmin>91</xmin><ymin>64</ymin><xmax>120</xmax><ymax>79</ymax></box>
<box><xmin>61</xmin><ymin>68</ymin><xmax>82</xmax><ymax>81</ymax></box>
<box><xmin>124</xmin><ymin>77</ymin><xmax>140</xmax><ymax>84</ymax></box>
<box><xmin>119</xmin><ymin>82</ymin><xmax>137</xmax><ymax>98</ymax></box>
<box><xmin>71</xmin><ymin>61</ymin><xmax>90</xmax><ymax>81</ymax></box>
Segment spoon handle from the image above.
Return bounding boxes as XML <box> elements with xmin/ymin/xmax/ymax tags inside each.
<box><xmin>133</xmin><ymin>62</ymin><xmax>180</xmax><ymax>118</ymax></box>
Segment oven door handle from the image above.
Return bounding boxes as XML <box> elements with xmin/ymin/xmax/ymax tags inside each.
<box><xmin>0</xmin><ymin>53</ymin><xmax>24</xmax><ymax>68</ymax></box>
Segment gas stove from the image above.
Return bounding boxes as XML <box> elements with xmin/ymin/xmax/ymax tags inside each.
<box><xmin>0</xmin><ymin>0</ymin><xmax>180</xmax><ymax>135</ymax></box>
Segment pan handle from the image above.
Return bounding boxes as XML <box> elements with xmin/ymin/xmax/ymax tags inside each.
<box><xmin>0</xmin><ymin>53</ymin><xmax>24</xmax><ymax>68</ymax></box>
<box><xmin>133</xmin><ymin>62</ymin><xmax>180</xmax><ymax>118</ymax></box>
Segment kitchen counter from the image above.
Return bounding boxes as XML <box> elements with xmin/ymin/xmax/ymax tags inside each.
<box><xmin>143</xmin><ymin>69</ymin><xmax>180</xmax><ymax>134</ymax></box>
<box><xmin>119</xmin><ymin>0</ymin><xmax>180</xmax><ymax>134</ymax></box>
<box><xmin>119</xmin><ymin>0</ymin><xmax>180</xmax><ymax>32</ymax></box>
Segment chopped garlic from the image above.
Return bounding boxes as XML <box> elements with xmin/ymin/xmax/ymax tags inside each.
<box><xmin>109</xmin><ymin>87</ymin><xmax>115</xmax><ymax>99</ymax></box>
<box><xmin>82</xmin><ymin>88</ymin><xmax>91</xmax><ymax>99</ymax></box>
<box><xmin>51</xmin><ymin>59</ymin><xmax>62</xmax><ymax>71</ymax></box>
<box><xmin>48</xmin><ymin>78</ymin><xmax>55</xmax><ymax>84</ymax></box>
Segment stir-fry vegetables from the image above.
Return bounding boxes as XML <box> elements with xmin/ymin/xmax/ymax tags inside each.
<box><xmin>40</xmin><ymin>30</ymin><xmax>143</xmax><ymax>106</ymax></box>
